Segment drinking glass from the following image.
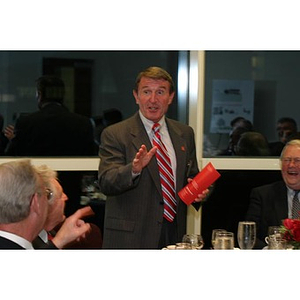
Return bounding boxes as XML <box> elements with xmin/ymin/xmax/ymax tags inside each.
<box><xmin>214</xmin><ymin>231</ymin><xmax>234</xmax><ymax>249</ymax></box>
<box><xmin>265</xmin><ymin>226</ymin><xmax>285</xmax><ymax>249</ymax></box>
<box><xmin>211</xmin><ymin>229</ymin><xmax>227</xmax><ymax>249</ymax></box>
<box><xmin>237</xmin><ymin>221</ymin><xmax>256</xmax><ymax>249</ymax></box>
<box><xmin>267</xmin><ymin>226</ymin><xmax>281</xmax><ymax>236</ymax></box>
<box><xmin>175</xmin><ymin>242</ymin><xmax>192</xmax><ymax>250</ymax></box>
<box><xmin>182</xmin><ymin>234</ymin><xmax>204</xmax><ymax>249</ymax></box>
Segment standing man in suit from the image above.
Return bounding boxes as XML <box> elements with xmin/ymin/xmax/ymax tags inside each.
<box><xmin>246</xmin><ymin>139</ymin><xmax>300</xmax><ymax>248</ymax></box>
<box><xmin>98</xmin><ymin>66</ymin><xmax>208</xmax><ymax>249</ymax></box>
<box><xmin>5</xmin><ymin>75</ymin><xmax>97</xmax><ymax>156</ymax></box>
<box><xmin>0</xmin><ymin>160</ymin><xmax>49</xmax><ymax>249</ymax></box>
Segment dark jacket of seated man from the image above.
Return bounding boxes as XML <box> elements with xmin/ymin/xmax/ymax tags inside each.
<box><xmin>246</xmin><ymin>139</ymin><xmax>300</xmax><ymax>249</ymax></box>
<box><xmin>32</xmin><ymin>223</ymin><xmax>102</xmax><ymax>249</ymax></box>
<box><xmin>245</xmin><ymin>180</ymin><xmax>288</xmax><ymax>249</ymax></box>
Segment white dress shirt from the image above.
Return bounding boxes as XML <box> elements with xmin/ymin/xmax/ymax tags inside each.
<box><xmin>139</xmin><ymin>111</ymin><xmax>177</xmax><ymax>184</ymax></box>
<box><xmin>0</xmin><ymin>230</ymin><xmax>34</xmax><ymax>249</ymax></box>
<box><xmin>38</xmin><ymin>229</ymin><xmax>49</xmax><ymax>243</ymax></box>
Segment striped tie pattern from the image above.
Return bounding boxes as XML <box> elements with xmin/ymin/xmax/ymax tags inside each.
<box><xmin>152</xmin><ymin>123</ymin><xmax>177</xmax><ymax>222</ymax></box>
<box><xmin>292</xmin><ymin>190</ymin><xmax>300</xmax><ymax>219</ymax></box>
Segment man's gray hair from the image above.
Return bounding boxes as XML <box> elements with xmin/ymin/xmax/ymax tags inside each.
<box><xmin>0</xmin><ymin>160</ymin><xmax>41</xmax><ymax>223</ymax></box>
<box><xmin>281</xmin><ymin>139</ymin><xmax>300</xmax><ymax>159</ymax></box>
<box><xmin>34</xmin><ymin>164</ymin><xmax>58</xmax><ymax>204</ymax></box>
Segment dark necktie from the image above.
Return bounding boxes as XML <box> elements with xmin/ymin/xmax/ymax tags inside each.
<box><xmin>292</xmin><ymin>190</ymin><xmax>300</xmax><ymax>219</ymax></box>
<box><xmin>152</xmin><ymin>123</ymin><xmax>177</xmax><ymax>222</ymax></box>
<box><xmin>47</xmin><ymin>231</ymin><xmax>54</xmax><ymax>241</ymax></box>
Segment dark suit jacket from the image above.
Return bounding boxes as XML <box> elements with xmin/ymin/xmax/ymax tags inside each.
<box><xmin>32</xmin><ymin>236</ymin><xmax>57</xmax><ymax>249</ymax></box>
<box><xmin>245</xmin><ymin>180</ymin><xmax>288</xmax><ymax>248</ymax></box>
<box><xmin>5</xmin><ymin>103</ymin><xmax>97</xmax><ymax>156</ymax></box>
<box><xmin>98</xmin><ymin>112</ymin><xmax>199</xmax><ymax>249</ymax></box>
<box><xmin>32</xmin><ymin>223</ymin><xmax>102</xmax><ymax>249</ymax></box>
<box><xmin>0</xmin><ymin>236</ymin><xmax>25</xmax><ymax>249</ymax></box>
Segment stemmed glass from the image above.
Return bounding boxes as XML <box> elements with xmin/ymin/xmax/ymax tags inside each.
<box><xmin>237</xmin><ymin>221</ymin><xmax>256</xmax><ymax>249</ymax></box>
<box><xmin>182</xmin><ymin>234</ymin><xmax>204</xmax><ymax>249</ymax></box>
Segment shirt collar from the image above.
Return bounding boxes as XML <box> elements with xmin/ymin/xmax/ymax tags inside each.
<box><xmin>38</xmin><ymin>229</ymin><xmax>48</xmax><ymax>243</ymax></box>
<box><xmin>0</xmin><ymin>230</ymin><xmax>34</xmax><ymax>249</ymax></box>
<box><xmin>287</xmin><ymin>186</ymin><xmax>299</xmax><ymax>196</ymax></box>
<box><xmin>138</xmin><ymin>110</ymin><xmax>166</xmax><ymax>135</ymax></box>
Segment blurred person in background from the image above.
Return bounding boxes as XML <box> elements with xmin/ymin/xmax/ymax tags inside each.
<box><xmin>269</xmin><ymin>117</ymin><xmax>298</xmax><ymax>156</ymax></box>
<box><xmin>219</xmin><ymin>117</ymin><xmax>253</xmax><ymax>156</ymax></box>
<box><xmin>235</xmin><ymin>131</ymin><xmax>271</xmax><ymax>156</ymax></box>
<box><xmin>5</xmin><ymin>75</ymin><xmax>97</xmax><ymax>156</ymax></box>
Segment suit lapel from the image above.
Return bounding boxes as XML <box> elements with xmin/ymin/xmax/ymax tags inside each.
<box><xmin>129</xmin><ymin>114</ymin><xmax>189</xmax><ymax>196</ymax></box>
<box><xmin>129</xmin><ymin>113</ymin><xmax>161</xmax><ymax>194</ymax></box>
<box><xmin>166</xmin><ymin>119</ymin><xmax>188</xmax><ymax>193</ymax></box>
<box><xmin>32</xmin><ymin>236</ymin><xmax>48</xmax><ymax>249</ymax></box>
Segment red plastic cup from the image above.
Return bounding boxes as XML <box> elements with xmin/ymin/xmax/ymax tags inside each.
<box><xmin>178</xmin><ymin>162</ymin><xmax>221</xmax><ymax>205</ymax></box>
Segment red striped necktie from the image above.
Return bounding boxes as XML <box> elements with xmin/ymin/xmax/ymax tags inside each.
<box><xmin>152</xmin><ymin>123</ymin><xmax>177</xmax><ymax>222</ymax></box>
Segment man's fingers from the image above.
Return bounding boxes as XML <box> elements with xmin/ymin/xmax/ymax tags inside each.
<box><xmin>73</xmin><ymin>206</ymin><xmax>94</xmax><ymax>219</ymax></box>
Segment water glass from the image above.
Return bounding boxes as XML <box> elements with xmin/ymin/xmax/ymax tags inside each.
<box><xmin>211</xmin><ymin>229</ymin><xmax>227</xmax><ymax>249</ymax></box>
<box><xmin>214</xmin><ymin>231</ymin><xmax>234</xmax><ymax>249</ymax></box>
<box><xmin>237</xmin><ymin>221</ymin><xmax>256</xmax><ymax>249</ymax></box>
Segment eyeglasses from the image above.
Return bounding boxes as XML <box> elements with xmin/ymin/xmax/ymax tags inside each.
<box><xmin>45</xmin><ymin>188</ymin><xmax>53</xmax><ymax>201</ymax></box>
<box><xmin>281</xmin><ymin>157</ymin><xmax>300</xmax><ymax>166</ymax></box>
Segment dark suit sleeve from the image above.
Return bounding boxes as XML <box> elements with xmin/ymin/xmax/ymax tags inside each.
<box><xmin>82</xmin><ymin>118</ymin><xmax>98</xmax><ymax>155</ymax></box>
<box><xmin>37</xmin><ymin>241</ymin><xmax>58</xmax><ymax>249</ymax></box>
<box><xmin>5</xmin><ymin>116</ymin><xmax>29</xmax><ymax>156</ymax></box>
<box><xmin>32</xmin><ymin>237</ymin><xmax>58</xmax><ymax>249</ymax></box>
<box><xmin>98</xmin><ymin>125</ymin><xmax>141</xmax><ymax>195</ymax></box>
<box><xmin>44</xmin><ymin>241</ymin><xmax>58</xmax><ymax>249</ymax></box>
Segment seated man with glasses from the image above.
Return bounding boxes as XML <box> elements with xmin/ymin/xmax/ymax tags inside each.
<box><xmin>0</xmin><ymin>159</ymin><xmax>92</xmax><ymax>250</ymax></box>
<box><xmin>32</xmin><ymin>164</ymin><xmax>102</xmax><ymax>249</ymax></box>
<box><xmin>245</xmin><ymin>139</ymin><xmax>300</xmax><ymax>248</ymax></box>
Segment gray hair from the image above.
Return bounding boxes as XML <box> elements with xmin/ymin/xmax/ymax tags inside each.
<box><xmin>34</xmin><ymin>165</ymin><xmax>58</xmax><ymax>204</ymax></box>
<box><xmin>0</xmin><ymin>160</ymin><xmax>42</xmax><ymax>223</ymax></box>
<box><xmin>280</xmin><ymin>139</ymin><xmax>300</xmax><ymax>159</ymax></box>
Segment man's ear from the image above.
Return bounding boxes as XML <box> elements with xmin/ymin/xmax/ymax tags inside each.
<box><xmin>30</xmin><ymin>193</ymin><xmax>40</xmax><ymax>215</ymax></box>
<box><xmin>168</xmin><ymin>91</ymin><xmax>175</xmax><ymax>105</ymax></box>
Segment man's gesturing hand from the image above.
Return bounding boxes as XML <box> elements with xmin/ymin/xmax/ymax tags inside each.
<box><xmin>132</xmin><ymin>144</ymin><xmax>157</xmax><ymax>174</ymax></box>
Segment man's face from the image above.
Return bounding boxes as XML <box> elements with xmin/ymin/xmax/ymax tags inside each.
<box><xmin>281</xmin><ymin>145</ymin><xmax>300</xmax><ymax>190</ymax></box>
<box><xmin>45</xmin><ymin>179</ymin><xmax>68</xmax><ymax>231</ymax></box>
<box><xmin>277</xmin><ymin>122</ymin><xmax>296</xmax><ymax>144</ymax></box>
<box><xmin>133</xmin><ymin>77</ymin><xmax>174</xmax><ymax>123</ymax></box>
<box><xmin>34</xmin><ymin>178</ymin><xmax>49</xmax><ymax>237</ymax></box>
